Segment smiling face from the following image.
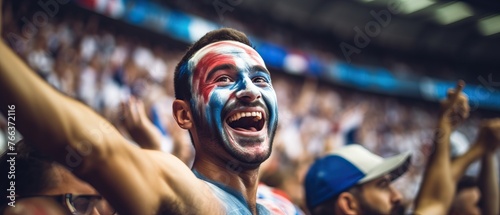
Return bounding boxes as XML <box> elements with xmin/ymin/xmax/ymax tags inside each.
<box><xmin>186</xmin><ymin>40</ymin><xmax>278</xmax><ymax>164</ymax></box>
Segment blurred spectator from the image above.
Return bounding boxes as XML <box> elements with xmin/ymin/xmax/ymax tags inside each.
<box><xmin>1</xmin><ymin>0</ymin><xmax>496</xmax><ymax>212</ymax></box>
<box><xmin>0</xmin><ymin>141</ymin><xmax>116</xmax><ymax>215</ymax></box>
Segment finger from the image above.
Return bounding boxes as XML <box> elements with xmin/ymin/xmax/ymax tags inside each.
<box><xmin>136</xmin><ymin>99</ymin><xmax>147</xmax><ymax>117</ymax></box>
<box><xmin>463</xmin><ymin>106</ymin><xmax>470</xmax><ymax>119</ymax></box>
<box><xmin>456</xmin><ymin>97</ymin><xmax>470</xmax><ymax>117</ymax></box>
<box><xmin>447</xmin><ymin>89</ymin><xmax>454</xmax><ymax>98</ymax></box>
<box><xmin>128</xmin><ymin>97</ymin><xmax>136</xmax><ymax>111</ymax></box>
<box><xmin>124</xmin><ymin>98</ymin><xmax>140</xmax><ymax>122</ymax></box>
<box><xmin>119</xmin><ymin>102</ymin><xmax>128</xmax><ymax>121</ymax></box>
<box><xmin>449</xmin><ymin>80</ymin><xmax>465</xmax><ymax>103</ymax></box>
<box><xmin>120</xmin><ymin>101</ymin><xmax>126</xmax><ymax>110</ymax></box>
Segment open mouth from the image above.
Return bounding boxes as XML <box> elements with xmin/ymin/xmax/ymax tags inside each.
<box><xmin>226</xmin><ymin>111</ymin><xmax>265</xmax><ymax>132</ymax></box>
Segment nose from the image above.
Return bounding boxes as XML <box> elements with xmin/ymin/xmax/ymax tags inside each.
<box><xmin>390</xmin><ymin>185</ymin><xmax>402</xmax><ymax>203</ymax></box>
<box><xmin>235</xmin><ymin>77</ymin><xmax>261</xmax><ymax>103</ymax></box>
<box><xmin>89</xmin><ymin>207</ymin><xmax>102</xmax><ymax>215</ymax></box>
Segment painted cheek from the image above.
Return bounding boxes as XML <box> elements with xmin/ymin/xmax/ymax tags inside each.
<box><xmin>201</xmin><ymin>82</ymin><xmax>237</xmax><ymax>106</ymax></box>
<box><xmin>206</xmin><ymin>89</ymin><xmax>233</xmax><ymax>132</ymax></box>
<box><xmin>202</xmin><ymin>85</ymin><xmax>215</xmax><ymax>104</ymax></box>
<box><xmin>214</xmin><ymin>89</ymin><xmax>236</xmax><ymax>109</ymax></box>
<box><xmin>263</xmin><ymin>86</ymin><xmax>278</xmax><ymax>107</ymax></box>
<box><xmin>261</xmin><ymin>87</ymin><xmax>279</xmax><ymax>126</ymax></box>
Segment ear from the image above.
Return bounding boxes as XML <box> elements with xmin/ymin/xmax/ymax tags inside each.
<box><xmin>173</xmin><ymin>99</ymin><xmax>193</xmax><ymax>130</ymax></box>
<box><xmin>337</xmin><ymin>192</ymin><xmax>359</xmax><ymax>215</ymax></box>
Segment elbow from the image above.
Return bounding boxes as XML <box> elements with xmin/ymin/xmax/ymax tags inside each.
<box><xmin>61</xmin><ymin>132</ymin><xmax>115</xmax><ymax>176</ymax></box>
<box><xmin>67</xmin><ymin>142</ymin><xmax>101</xmax><ymax>173</ymax></box>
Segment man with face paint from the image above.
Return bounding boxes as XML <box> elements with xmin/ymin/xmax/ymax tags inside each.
<box><xmin>0</xmin><ymin>8</ymin><xmax>290</xmax><ymax>213</ymax></box>
<box><xmin>174</xmin><ymin>39</ymin><xmax>278</xmax><ymax>165</ymax></box>
<box><xmin>171</xmin><ymin>28</ymin><xmax>283</xmax><ymax>214</ymax></box>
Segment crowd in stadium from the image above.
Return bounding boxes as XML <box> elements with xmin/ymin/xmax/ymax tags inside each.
<box><xmin>1</xmin><ymin>0</ymin><xmax>499</xmax><ymax>215</ymax></box>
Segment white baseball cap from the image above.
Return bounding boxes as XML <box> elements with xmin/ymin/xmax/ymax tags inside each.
<box><xmin>305</xmin><ymin>144</ymin><xmax>412</xmax><ymax>209</ymax></box>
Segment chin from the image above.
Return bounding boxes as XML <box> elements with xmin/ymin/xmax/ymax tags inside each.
<box><xmin>221</xmin><ymin>107</ymin><xmax>275</xmax><ymax>165</ymax></box>
<box><xmin>220</xmin><ymin>133</ymin><xmax>271</xmax><ymax>165</ymax></box>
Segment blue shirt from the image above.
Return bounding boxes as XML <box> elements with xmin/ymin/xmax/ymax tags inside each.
<box><xmin>193</xmin><ymin>170</ymin><xmax>271</xmax><ymax>215</ymax></box>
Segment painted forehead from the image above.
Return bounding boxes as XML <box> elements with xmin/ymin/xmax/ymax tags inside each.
<box><xmin>188</xmin><ymin>40</ymin><xmax>266</xmax><ymax>71</ymax></box>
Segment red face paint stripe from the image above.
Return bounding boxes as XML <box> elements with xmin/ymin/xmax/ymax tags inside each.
<box><xmin>194</xmin><ymin>52</ymin><xmax>237</xmax><ymax>104</ymax></box>
<box><xmin>228</xmin><ymin>93</ymin><xmax>236</xmax><ymax>100</ymax></box>
<box><xmin>202</xmin><ymin>85</ymin><xmax>216</xmax><ymax>103</ymax></box>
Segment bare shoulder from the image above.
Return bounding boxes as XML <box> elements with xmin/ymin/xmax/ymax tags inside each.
<box><xmin>143</xmin><ymin>150</ymin><xmax>226</xmax><ymax>215</ymax></box>
<box><xmin>77</xmin><ymin>143</ymin><xmax>222</xmax><ymax>214</ymax></box>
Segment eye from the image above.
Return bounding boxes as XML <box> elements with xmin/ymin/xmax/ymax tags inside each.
<box><xmin>378</xmin><ymin>180</ymin><xmax>390</xmax><ymax>188</ymax></box>
<box><xmin>215</xmin><ymin>76</ymin><xmax>233</xmax><ymax>83</ymax></box>
<box><xmin>252</xmin><ymin>77</ymin><xmax>268</xmax><ymax>84</ymax></box>
<box><xmin>72</xmin><ymin>196</ymin><xmax>94</xmax><ymax>213</ymax></box>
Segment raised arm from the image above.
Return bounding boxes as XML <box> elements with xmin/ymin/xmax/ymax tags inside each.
<box><xmin>476</xmin><ymin>119</ymin><xmax>500</xmax><ymax>215</ymax></box>
<box><xmin>450</xmin><ymin>140</ymin><xmax>487</xmax><ymax>184</ymax></box>
<box><xmin>478</xmin><ymin>152</ymin><xmax>499</xmax><ymax>215</ymax></box>
<box><xmin>414</xmin><ymin>81</ymin><xmax>470</xmax><ymax>215</ymax></box>
<box><xmin>0</xmin><ymin>9</ymin><xmax>220</xmax><ymax>215</ymax></box>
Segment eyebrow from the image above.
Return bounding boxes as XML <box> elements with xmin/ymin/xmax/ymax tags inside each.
<box><xmin>250</xmin><ymin>65</ymin><xmax>270</xmax><ymax>76</ymax></box>
<box><xmin>206</xmin><ymin>64</ymin><xmax>270</xmax><ymax>81</ymax></box>
<box><xmin>206</xmin><ymin>64</ymin><xmax>237</xmax><ymax>81</ymax></box>
<box><xmin>377</xmin><ymin>176</ymin><xmax>392</xmax><ymax>185</ymax></box>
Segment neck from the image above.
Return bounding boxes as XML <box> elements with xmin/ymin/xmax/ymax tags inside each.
<box><xmin>192</xmin><ymin>154</ymin><xmax>261</xmax><ymax>214</ymax></box>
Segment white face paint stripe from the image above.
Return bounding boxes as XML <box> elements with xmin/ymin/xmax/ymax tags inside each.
<box><xmin>188</xmin><ymin>40</ymin><xmax>267</xmax><ymax>71</ymax></box>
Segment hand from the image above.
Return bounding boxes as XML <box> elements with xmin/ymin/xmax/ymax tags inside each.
<box><xmin>476</xmin><ymin>118</ymin><xmax>500</xmax><ymax>152</ymax></box>
<box><xmin>121</xmin><ymin>96</ymin><xmax>149</xmax><ymax>131</ymax></box>
<box><xmin>439</xmin><ymin>80</ymin><xmax>470</xmax><ymax>130</ymax></box>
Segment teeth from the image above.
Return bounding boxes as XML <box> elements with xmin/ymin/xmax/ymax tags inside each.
<box><xmin>228</xmin><ymin>111</ymin><xmax>263</xmax><ymax>122</ymax></box>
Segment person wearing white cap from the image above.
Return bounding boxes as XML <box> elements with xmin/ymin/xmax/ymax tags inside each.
<box><xmin>305</xmin><ymin>81</ymin><xmax>475</xmax><ymax>215</ymax></box>
<box><xmin>305</xmin><ymin>144</ymin><xmax>411</xmax><ymax>215</ymax></box>
<box><xmin>305</xmin><ymin>118</ymin><xmax>500</xmax><ymax>215</ymax></box>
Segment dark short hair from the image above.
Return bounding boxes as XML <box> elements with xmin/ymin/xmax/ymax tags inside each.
<box><xmin>310</xmin><ymin>185</ymin><xmax>363</xmax><ymax>215</ymax></box>
<box><xmin>0</xmin><ymin>141</ymin><xmax>57</xmax><ymax>206</ymax></box>
<box><xmin>456</xmin><ymin>175</ymin><xmax>477</xmax><ymax>193</ymax></box>
<box><xmin>174</xmin><ymin>28</ymin><xmax>253</xmax><ymax>101</ymax></box>
<box><xmin>311</xmin><ymin>195</ymin><xmax>337</xmax><ymax>215</ymax></box>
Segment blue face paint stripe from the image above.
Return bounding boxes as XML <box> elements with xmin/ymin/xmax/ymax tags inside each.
<box><xmin>185</xmin><ymin>41</ymin><xmax>278</xmax><ymax>163</ymax></box>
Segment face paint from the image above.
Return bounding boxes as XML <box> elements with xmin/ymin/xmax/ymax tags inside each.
<box><xmin>186</xmin><ymin>41</ymin><xmax>278</xmax><ymax>163</ymax></box>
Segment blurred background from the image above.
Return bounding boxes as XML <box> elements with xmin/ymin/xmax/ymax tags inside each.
<box><xmin>1</xmin><ymin>0</ymin><xmax>500</xmax><ymax>211</ymax></box>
